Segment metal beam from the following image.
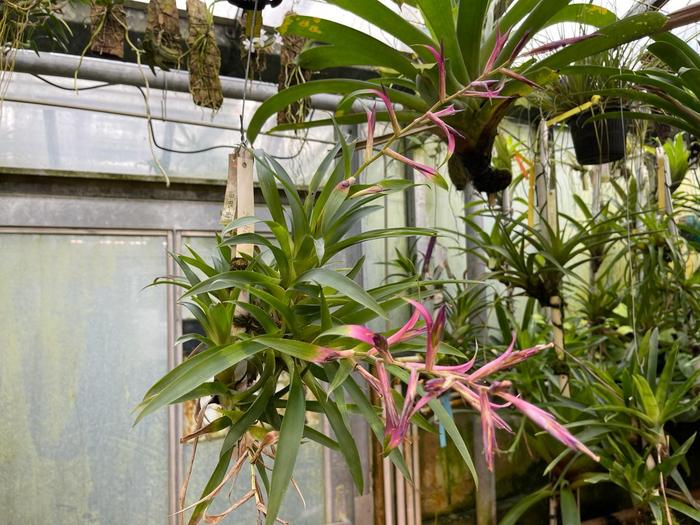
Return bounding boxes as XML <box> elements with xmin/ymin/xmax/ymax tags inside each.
<box><xmin>11</xmin><ymin>50</ymin><xmax>346</xmax><ymax>112</ymax></box>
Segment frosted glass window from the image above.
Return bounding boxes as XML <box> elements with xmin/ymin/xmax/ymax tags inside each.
<box><xmin>0</xmin><ymin>233</ymin><xmax>170</xmax><ymax>524</ymax></box>
<box><xmin>180</xmin><ymin>236</ymin><xmax>325</xmax><ymax>524</ymax></box>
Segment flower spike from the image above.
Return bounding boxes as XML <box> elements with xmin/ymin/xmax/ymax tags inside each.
<box><xmin>419</xmin><ymin>42</ymin><xmax>446</xmax><ymax>101</ymax></box>
<box><xmin>385</xmin><ymin>149</ymin><xmax>448</xmax><ymax>189</ymax></box>
<box><xmin>484</xmin><ymin>28</ymin><xmax>512</xmax><ymax>75</ymax></box>
<box><xmin>365</xmin><ymin>106</ymin><xmax>376</xmax><ymax>162</ymax></box>
<box><xmin>369</xmin><ymin>88</ymin><xmax>401</xmax><ymax>135</ymax></box>
<box><xmin>497</xmin><ymin>391</ymin><xmax>600</xmax><ymax>462</ymax></box>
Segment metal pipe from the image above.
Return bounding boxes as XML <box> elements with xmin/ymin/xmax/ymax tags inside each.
<box><xmin>11</xmin><ymin>50</ymin><xmax>346</xmax><ymax>112</ymax></box>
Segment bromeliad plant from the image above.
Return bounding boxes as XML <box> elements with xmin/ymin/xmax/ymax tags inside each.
<box><xmin>246</xmin><ymin>0</ymin><xmax>687</xmax><ymax>194</ymax></box>
<box><xmin>137</xmin><ymin>128</ymin><xmax>601</xmax><ymax>523</ymax></box>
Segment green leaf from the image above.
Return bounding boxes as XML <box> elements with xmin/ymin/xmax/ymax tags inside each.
<box><xmin>325</xmin><ymin>227</ymin><xmax>435</xmax><ymax>262</ymax></box>
<box><xmin>298</xmin><ymin>268</ymin><xmax>387</xmax><ymax>318</ymax></box>
<box><xmin>560</xmin><ymin>486</ymin><xmax>581</xmax><ymax>525</ymax></box>
<box><xmin>648</xmin><ymin>41</ymin><xmax>696</xmax><ymax>71</ymax></box>
<box><xmin>530</xmin><ymin>12</ymin><xmax>668</xmax><ymax>74</ymax></box>
<box><xmin>656</xmin><ymin>344</ymin><xmax>678</xmax><ymax>410</ymax></box>
<box><xmin>545</xmin><ymin>4</ymin><xmax>616</xmax><ymax>28</ymax></box>
<box><xmin>416</xmin><ymin>0</ymin><xmax>469</xmax><ymax>83</ymax></box>
<box><xmin>256</xmin><ymin>336</ymin><xmax>334</xmax><ymax>362</ymax></box>
<box><xmin>644</xmin><ymin>327</ymin><xmax>660</xmax><ymax>388</ymax></box>
<box><xmin>136</xmin><ymin>341</ymin><xmax>266</xmax><ymax>423</ymax></box>
<box><xmin>428</xmin><ymin>396</ymin><xmax>478</xmax><ymax>484</ymax></box>
<box><xmin>281</xmin><ymin>15</ymin><xmax>416</xmax><ymax>77</ymax></box>
<box><xmin>325</xmin><ymin>0</ymin><xmax>434</xmax><ymax>50</ymax></box>
<box><xmin>498</xmin><ymin>486</ymin><xmax>553</xmax><ymax>525</ymax></box>
<box><xmin>633</xmin><ymin>374</ymin><xmax>660</xmax><ymax>426</ymax></box>
<box><xmin>183</xmin><ymin>271</ymin><xmax>280</xmax><ymax>298</ymax></box>
<box><xmin>457</xmin><ymin>0</ymin><xmax>489</xmax><ymax>78</ymax></box>
<box><xmin>653</xmin><ymin>32</ymin><xmax>700</xmax><ymax>70</ymax></box>
<box><xmin>328</xmin><ymin>358</ymin><xmax>355</xmax><ymax>395</ymax></box>
<box><xmin>498</xmin><ymin>0</ymin><xmax>573</xmax><ymax>67</ymax></box>
<box><xmin>666</xmin><ymin>499</ymin><xmax>700</xmax><ymax>522</ymax></box>
<box><xmin>248</xmin><ymin>79</ymin><xmax>427</xmax><ymax>144</ymax></box>
<box><xmin>305</xmin><ymin>372</ymin><xmax>364</xmax><ymax>492</ymax></box>
<box><xmin>266</xmin><ymin>367</ymin><xmax>305</xmax><ymax>525</ymax></box>
<box><xmin>342</xmin><ymin>374</ymin><xmax>412</xmax><ymax>479</ymax></box>
<box><xmin>222</xmin><ymin>216</ymin><xmax>261</xmax><ymax>235</ymax></box>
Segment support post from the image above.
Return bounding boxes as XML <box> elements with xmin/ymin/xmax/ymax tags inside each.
<box><xmin>464</xmin><ymin>185</ymin><xmax>497</xmax><ymax>525</ymax></box>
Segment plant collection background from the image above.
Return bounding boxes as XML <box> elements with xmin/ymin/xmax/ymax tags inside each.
<box><xmin>3</xmin><ymin>0</ymin><xmax>700</xmax><ymax>524</ymax></box>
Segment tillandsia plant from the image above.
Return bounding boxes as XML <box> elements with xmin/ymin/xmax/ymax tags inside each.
<box><xmin>137</xmin><ymin>116</ymin><xmax>602</xmax><ymax>524</ymax></box>
<box><xmin>245</xmin><ymin>0</ymin><xmax>691</xmax><ymax>195</ymax></box>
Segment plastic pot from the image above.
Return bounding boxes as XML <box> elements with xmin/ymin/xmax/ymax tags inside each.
<box><xmin>568</xmin><ymin>108</ymin><xmax>626</xmax><ymax>165</ymax></box>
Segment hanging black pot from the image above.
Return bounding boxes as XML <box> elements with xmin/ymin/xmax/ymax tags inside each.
<box><xmin>568</xmin><ymin>107</ymin><xmax>626</xmax><ymax>165</ymax></box>
<box><xmin>226</xmin><ymin>0</ymin><xmax>282</xmax><ymax>8</ymax></box>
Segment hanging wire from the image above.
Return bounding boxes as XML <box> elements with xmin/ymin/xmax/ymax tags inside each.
<box><xmin>239</xmin><ymin>0</ymin><xmax>260</xmax><ymax>145</ymax></box>
<box><xmin>28</xmin><ymin>74</ymin><xmax>321</xmax><ymax>157</ymax></box>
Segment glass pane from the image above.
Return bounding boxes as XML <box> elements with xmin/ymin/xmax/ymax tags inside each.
<box><xmin>0</xmin><ymin>233</ymin><xmax>170</xmax><ymax>524</ymax></box>
<box><xmin>180</xmin><ymin>236</ymin><xmax>325</xmax><ymax>524</ymax></box>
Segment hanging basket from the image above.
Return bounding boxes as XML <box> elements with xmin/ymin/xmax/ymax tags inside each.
<box><xmin>186</xmin><ymin>0</ymin><xmax>223</xmax><ymax>110</ymax></box>
<box><xmin>143</xmin><ymin>0</ymin><xmax>182</xmax><ymax>71</ymax></box>
<box><xmin>568</xmin><ymin>107</ymin><xmax>626</xmax><ymax>165</ymax></box>
<box><xmin>89</xmin><ymin>2</ymin><xmax>126</xmax><ymax>59</ymax></box>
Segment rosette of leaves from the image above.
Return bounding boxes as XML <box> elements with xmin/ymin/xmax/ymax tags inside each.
<box><xmin>186</xmin><ymin>0</ymin><xmax>223</xmax><ymax>109</ymax></box>
<box><xmin>89</xmin><ymin>0</ymin><xmax>126</xmax><ymax>59</ymax></box>
<box><xmin>143</xmin><ymin>0</ymin><xmax>182</xmax><ymax>72</ymax></box>
<box><xmin>246</xmin><ymin>0</ymin><xmax>674</xmax><ymax>194</ymax></box>
<box><xmin>136</xmin><ymin>142</ymin><xmax>443</xmax><ymax>524</ymax></box>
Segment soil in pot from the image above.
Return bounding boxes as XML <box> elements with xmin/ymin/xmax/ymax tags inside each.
<box><xmin>568</xmin><ymin>107</ymin><xmax>626</xmax><ymax>165</ymax></box>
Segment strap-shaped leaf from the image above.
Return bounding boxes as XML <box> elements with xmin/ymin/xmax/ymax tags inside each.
<box><xmin>325</xmin><ymin>0</ymin><xmax>434</xmax><ymax>50</ymax></box>
<box><xmin>653</xmin><ymin>32</ymin><xmax>700</xmax><ymax>70</ymax></box>
<box><xmin>256</xmin><ymin>336</ymin><xmax>334</xmax><ymax>362</ymax></box>
<box><xmin>416</xmin><ymin>0</ymin><xmax>469</xmax><ymax>83</ymax></box>
<box><xmin>300</xmin><ymin>45</ymin><xmax>410</xmax><ymax>75</ymax></box>
<box><xmin>281</xmin><ymin>15</ymin><xmax>416</xmax><ymax>78</ymax></box>
<box><xmin>182</xmin><ymin>270</ymin><xmax>280</xmax><ymax>299</ymax></box>
<box><xmin>498</xmin><ymin>0</ymin><xmax>573</xmax><ymax>67</ymax></box>
<box><xmin>305</xmin><ymin>372</ymin><xmax>364</xmax><ymax>492</ymax></box>
<box><xmin>297</xmin><ymin>267</ymin><xmax>387</xmax><ymax>318</ymax></box>
<box><xmin>560</xmin><ymin>486</ymin><xmax>581</xmax><ymax>525</ymax></box>
<box><xmin>136</xmin><ymin>340</ymin><xmax>266</xmax><ymax>423</ymax></box>
<box><xmin>545</xmin><ymin>4</ymin><xmax>616</xmax><ymax>28</ymax></box>
<box><xmin>324</xmin><ymin>227</ymin><xmax>435</xmax><ymax>262</ymax></box>
<box><xmin>248</xmin><ymin>79</ymin><xmax>427</xmax><ymax>143</ymax></box>
<box><xmin>265</xmin><ymin>367</ymin><xmax>305</xmax><ymax>525</ymax></box>
<box><xmin>457</xmin><ymin>0</ymin><xmax>489</xmax><ymax>79</ymax></box>
<box><xmin>530</xmin><ymin>12</ymin><xmax>667</xmax><ymax>73</ymax></box>
<box><xmin>498</xmin><ymin>486</ymin><xmax>554</xmax><ymax>525</ymax></box>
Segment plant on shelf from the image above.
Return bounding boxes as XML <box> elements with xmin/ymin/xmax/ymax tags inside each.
<box><xmin>246</xmin><ymin>0</ymin><xmax>686</xmax><ymax>195</ymax></box>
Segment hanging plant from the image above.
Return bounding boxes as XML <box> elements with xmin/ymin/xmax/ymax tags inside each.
<box><xmin>277</xmin><ymin>14</ymin><xmax>311</xmax><ymax>126</ymax></box>
<box><xmin>239</xmin><ymin>8</ymin><xmax>274</xmax><ymax>81</ymax></box>
<box><xmin>186</xmin><ymin>0</ymin><xmax>223</xmax><ymax>110</ymax></box>
<box><xmin>89</xmin><ymin>0</ymin><xmax>126</xmax><ymax>59</ymax></box>
<box><xmin>1</xmin><ymin>1</ymin><xmax>69</xmax><ymax>99</ymax></box>
<box><xmin>143</xmin><ymin>0</ymin><xmax>182</xmax><ymax>72</ymax></box>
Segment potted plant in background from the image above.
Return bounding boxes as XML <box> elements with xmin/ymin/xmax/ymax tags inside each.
<box><xmin>530</xmin><ymin>46</ymin><xmax>634</xmax><ymax>165</ymax></box>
